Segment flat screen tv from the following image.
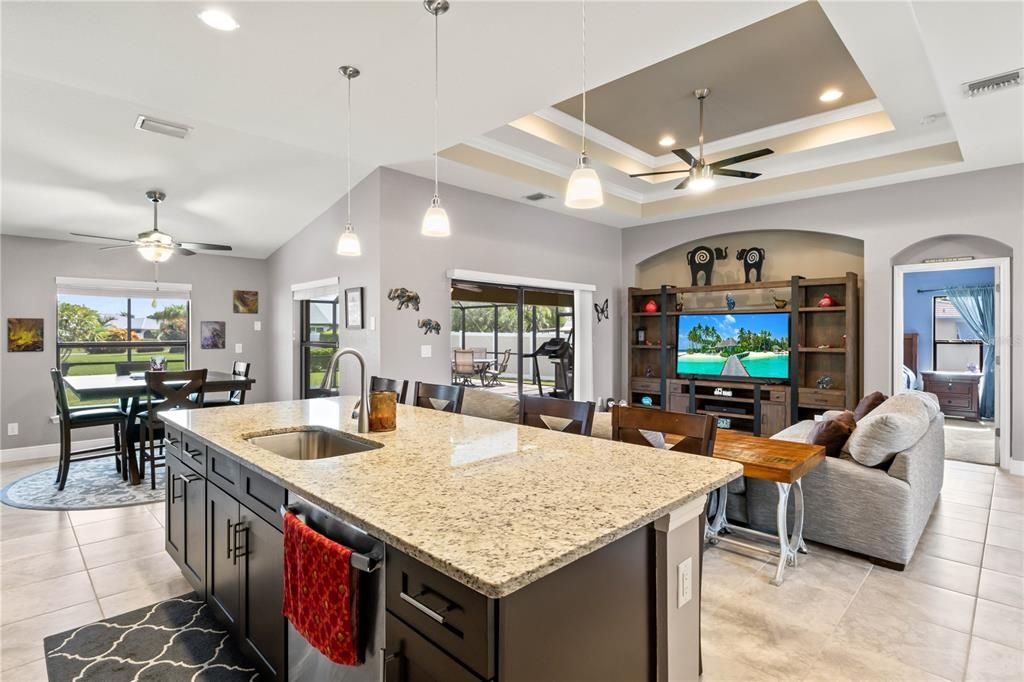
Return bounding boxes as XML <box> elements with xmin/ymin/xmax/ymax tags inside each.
<box><xmin>676</xmin><ymin>311</ymin><xmax>791</xmax><ymax>381</ymax></box>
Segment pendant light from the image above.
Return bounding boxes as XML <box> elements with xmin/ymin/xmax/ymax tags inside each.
<box><xmin>337</xmin><ymin>65</ymin><xmax>362</xmax><ymax>256</ymax></box>
<box><xmin>421</xmin><ymin>0</ymin><xmax>451</xmax><ymax>237</ymax></box>
<box><xmin>564</xmin><ymin>0</ymin><xmax>604</xmax><ymax>209</ymax></box>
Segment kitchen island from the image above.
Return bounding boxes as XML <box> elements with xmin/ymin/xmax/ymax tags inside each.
<box><xmin>161</xmin><ymin>396</ymin><xmax>741</xmax><ymax>681</ymax></box>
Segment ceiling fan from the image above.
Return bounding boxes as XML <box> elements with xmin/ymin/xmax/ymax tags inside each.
<box><xmin>71</xmin><ymin>191</ymin><xmax>232</xmax><ymax>263</ymax></box>
<box><xmin>630</xmin><ymin>88</ymin><xmax>774</xmax><ymax>191</ymax></box>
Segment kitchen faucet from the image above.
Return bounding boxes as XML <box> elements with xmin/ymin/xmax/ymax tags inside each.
<box><xmin>318</xmin><ymin>347</ymin><xmax>369</xmax><ymax>433</ymax></box>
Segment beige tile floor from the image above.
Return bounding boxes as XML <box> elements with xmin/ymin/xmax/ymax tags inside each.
<box><xmin>0</xmin><ymin>458</ymin><xmax>1021</xmax><ymax>681</ymax></box>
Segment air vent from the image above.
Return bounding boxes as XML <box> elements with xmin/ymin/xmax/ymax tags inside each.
<box><xmin>134</xmin><ymin>115</ymin><xmax>192</xmax><ymax>139</ymax></box>
<box><xmin>523</xmin><ymin>192</ymin><xmax>553</xmax><ymax>202</ymax></box>
<box><xmin>963</xmin><ymin>69</ymin><xmax>1022</xmax><ymax>98</ymax></box>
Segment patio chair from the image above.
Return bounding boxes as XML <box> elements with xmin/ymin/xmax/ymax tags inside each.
<box><xmin>482</xmin><ymin>349</ymin><xmax>511</xmax><ymax>387</ymax></box>
<box><xmin>452</xmin><ymin>349</ymin><xmax>479</xmax><ymax>386</ymax></box>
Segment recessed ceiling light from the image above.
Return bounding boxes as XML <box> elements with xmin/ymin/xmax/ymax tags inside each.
<box><xmin>199</xmin><ymin>9</ymin><xmax>239</xmax><ymax>31</ymax></box>
<box><xmin>658</xmin><ymin>135</ymin><xmax>676</xmax><ymax>147</ymax></box>
<box><xmin>819</xmin><ymin>88</ymin><xmax>843</xmax><ymax>103</ymax></box>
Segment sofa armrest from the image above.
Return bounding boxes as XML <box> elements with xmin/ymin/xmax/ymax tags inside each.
<box><xmin>886</xmin><ymin>415</ymin><xmax>945</xmax><ymax>487</ymax></box>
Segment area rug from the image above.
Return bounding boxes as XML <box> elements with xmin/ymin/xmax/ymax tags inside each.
<box><xmin>0</xmin><ymin>458</ymin><xmax>165</xmax><ymax>511</ymax></box>
<box><xmin>944</xmin><ymin>419</ymin><xmax>998</xmax><ymax>466</ymax></box>
<box><xmin>44</xmin><ymin>593</ymin><xmax>259</xmax><ymax>681</ymax></box>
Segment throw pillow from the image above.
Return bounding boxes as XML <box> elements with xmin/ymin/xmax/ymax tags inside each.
<box><xmin>853</xmin><ymin>391</ymin><xmax>887</xmax><ymax>421</ymax></box>
<box><xmin>807</xmin><ymin>410</ymin><xmax>856</xmax><ymax>457</ymax></box>
<box><xmin>845</xmin><ymin>394</ymin><xmax>931</xmax><ymax>467</ymax></box>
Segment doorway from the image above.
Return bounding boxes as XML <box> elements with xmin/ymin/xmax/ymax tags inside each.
<box><xmin>893</xmin><ymin>259</ymin><xmax>1011</xmax><ymax>469</ymax></box>
<box><xmin>450</xmin><ymin>281</ymin><xmax>575</xmax><ymax>398</ymax></box>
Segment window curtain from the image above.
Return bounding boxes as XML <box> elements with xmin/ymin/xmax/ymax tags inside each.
<box><xmin>945</xmin><ymin>285</ymin><xmax>995</xmax><ymax>419</ymax></box>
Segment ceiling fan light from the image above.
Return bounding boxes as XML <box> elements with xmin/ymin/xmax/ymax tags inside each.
<box><xmin>336</xmin><ymin>223</ymin><xmax>361</xmax><ymax>256</ymax></box>
<box><xmin>689</xmin><ymin>176</ymin><xmax>716</xmax><ymax>192</ymax></box>
<box><xmin>138</xmin><ymin>244</ymin><xmax>173</xmax><ymax>263</ymax></box>
<box><xmin>565</xmin><ymin>155</ymin><xmax>604</xmax><ymax>209</ymax></box>
<box><xmin>421</xmin><ymin>195</ymin><xmax>451</xmax><ymax>237</ymax></box>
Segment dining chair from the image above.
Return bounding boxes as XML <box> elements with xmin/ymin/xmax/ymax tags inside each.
<box><xmin>133</xmin><ymin>369</ymin><xmax>207</xmax><ymax>489</ymax></box>
<box><xmin>370</xmin><ymin>375</ymin><xmax>409</xmax><ymax>404</ymax></box>
<box><xmin>203</xmin><ymin>360</ymin><xmax>252</xmax><ymax>408</ymax></box>
<box><xmin>452</xmin><ymin>350</ymin><xmax>478</xmax><ymax>386</ymax></box>
<box><xmin>518</xmin><ymin>395</ymin><xmax>596</xmax><ymax>436</ymax></box>
<box><xmin>49</xmin><ymin>369</ymin><xmax>127</xmax><ymax>491</ymax></box>
<box><xmin>112</xmin><ymin>361</ymin><xmax>152</xmax><ymax>456</ymax></box>
<box><xmin>609</xmin><ymin>405</ymin><xmax>717</xmax><ymax>677</ymax></box>
<box><xmin>412</xmin><ymin>381</ymin><xmax>465</xmax><ymax>413</ymax></box>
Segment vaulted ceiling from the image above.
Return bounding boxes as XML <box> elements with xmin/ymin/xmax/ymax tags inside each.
<box><xmin>2</xmin><ymin>2</ymin><xmax>1021</xmax><ymax>257</ymax></box>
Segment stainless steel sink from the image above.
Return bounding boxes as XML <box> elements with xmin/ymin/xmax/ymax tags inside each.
<box><xmin>246</xmin><ymin>428</ymin><xmax>382</xmax><ymax>460</ymax></box>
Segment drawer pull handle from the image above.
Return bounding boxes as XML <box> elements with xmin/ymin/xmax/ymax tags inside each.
<box><xmin>185</xmin><ymin>447</ymin><xmax>202</xmax><ymax>458</ymax></box>
<box><xmin>178</xmin><ymin>473</ymin><xmax>200</xmax><ymax>485</ymax></box>
<box><xmin>399</xmin><ymin>591</ymin><xmax>448</xmax><ymax>624</ymax></box>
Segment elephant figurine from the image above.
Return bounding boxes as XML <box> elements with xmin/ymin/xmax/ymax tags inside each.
<box><xmin>387</xmin><ymin>287</ymin><xmax>421</xmax><ymax>311</ymax></box>
<box><xmin>736</xmin><ymin>246</ymin><xmax>766</xmax><ymax>283</ymax></box>
<box><xmin>686</xmin><ymin>246</ymin><xmax>728</xmax><ymax>286</ymax></box>
<box><xmin>418</xmin><ymin>319</ymin><xmax>441</xmax><ymax>335</ymax></box>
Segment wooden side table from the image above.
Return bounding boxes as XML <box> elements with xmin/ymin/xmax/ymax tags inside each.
<box><xmin>705</xmin><ymin>430</ymin><xmax>826</xmax><ymax>585</ymax></box>
<box><xmin>921</xmin><ymin>371</ymin><xmax>981</xmax><ymax>420</ymax></box>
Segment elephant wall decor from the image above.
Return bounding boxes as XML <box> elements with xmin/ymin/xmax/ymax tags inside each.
<box><xmin>736</xmin><ymin>246</ymin><xmax>766</xmax><ymax>283</ymax></box>
<box><xmin>417</xmin><ymin>319</ymin><xmax>441</xmax><ymax>335</ymax></box>
<box><xmin>387</xmin><ymin>287</ymin><xmax>421</xmax><ymax>311</ymax></box>
<box><xmin>686</xmin><ymin>246</ymin><xmax>728</xmax><ymax>286</ymax></box>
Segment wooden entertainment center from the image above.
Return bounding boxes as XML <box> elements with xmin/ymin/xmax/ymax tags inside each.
<box><xmin>628</xmin><ymin>272</ymin><xmax>859</xmax><ymax>437</ymax></box>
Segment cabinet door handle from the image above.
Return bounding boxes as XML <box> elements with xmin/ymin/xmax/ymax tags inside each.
<box><xmin>379</xmin><ymin>648</ymin><xmax>398</xmax><ymax>682</ymax></box>
<box><xmin>178</xmin><ymin>473</ymin><xmax>199</xmax><ymax>485</ymax></box>
<box><xmin>232</xmin><ymin>522</ymin><xmax>249</xmax><ymax>565</ymax></box>
<box><xmin>226</xmin><ymin>518</ymin><xmax>234</xmax><ymax>560</ymax></box>
<box><xmin>399</xmin><ymin>591</ymin><xmax>448</xmax><ymax>624</ymax></box>
<box><xmin>171</xmin><ymin>476</ymin><xmax>183</xmax><ymax>502</ymax></box>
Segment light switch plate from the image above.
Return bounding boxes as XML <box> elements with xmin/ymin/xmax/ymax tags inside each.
<box><xmin>254</xmin><ymin>321</ymin><xmax>261</xmax><ymax>331</ymax></box>
<box><xmin>369</xmin><ymin>316</ymin><xmax>376</xmax><ymax>331</ymax></box>
<box><xmin>677</xmin><ymin>558</ymin><xmax>692</xmax><ymax>608</ymax></box>
<box><xmin>6</xmin><ymin>423</ymin><xmax>18</xmax><ymax>436</ymax></box>
<box><xmin>421</xmin><ymin>345</ymin><xmax>432</xmax><ymax>358</ymax></box>
<box><xmin>235</xmin><ymin>343</ymin><xmax>243</xmax><ymax>353</ymax></box>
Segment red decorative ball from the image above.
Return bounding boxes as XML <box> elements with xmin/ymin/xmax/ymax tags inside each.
<box><xmin>644</xmin><ymin>299</ymin><xmax>658</xmax><ymax>313</ymax></box>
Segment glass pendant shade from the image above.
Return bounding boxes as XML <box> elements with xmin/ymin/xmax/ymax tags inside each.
<box><xmin>137</xmin><ymin>232</ymin><xmax>174</xmax><ymax>263</ymax></box>
<box><xmin>565</xmin><ymin>157</ymin><xmax>604</xmax><ymax>209</ymax></box>
<box><xmin>421</xmin><ymin>195</ymin><xmax>450</xmax><ymax>237</ymax></box>
<box><xmin>336</xmin><ymin>223</ymin><xmax>361</xmax><ymax>256</ymax></box>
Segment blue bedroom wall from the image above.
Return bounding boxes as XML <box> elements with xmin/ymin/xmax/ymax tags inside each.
<box><xmin>903</xmin><ymin>267</ymin><xmax>994</xmax><ymax>372</ymax></box>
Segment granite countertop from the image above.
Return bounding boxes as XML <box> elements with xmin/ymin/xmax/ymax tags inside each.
<box><xmin>162</xmin><ymin>397</ymin><xmax>742</xmax><ymax>598</ymax></box>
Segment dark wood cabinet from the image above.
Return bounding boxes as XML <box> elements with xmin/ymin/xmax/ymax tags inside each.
<box><xmin>206</xmin><ymin>481</ymin><xmax>241</xmax><ymax>632</ymax></box>
<box><xmin>385</xmin><ymin>614</ymin><xmax>482</xmax><ymax>682</ymax></box>
<box><xmin>238</xmin><ymin>507</ymin><xmax>286</xmax><ymax>680</ymax></box>
<box><xmin>166</xmin><ymin>456</ymin><xmax>205</xmax><ymax>597</ymax></box>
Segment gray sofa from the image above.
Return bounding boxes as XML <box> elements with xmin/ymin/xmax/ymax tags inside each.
<box><xmin>460</xmin><ymin>388</ymin><xmax>945</xmax><ymax>568</ymax></box>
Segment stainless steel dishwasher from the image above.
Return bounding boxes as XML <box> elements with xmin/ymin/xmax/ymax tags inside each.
<box><xmin>284</xmin><ymin>497</ymin><xmax>386</xmax><ymax>681</ymax></box>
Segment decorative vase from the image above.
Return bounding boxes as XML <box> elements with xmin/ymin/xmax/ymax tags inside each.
<box><xmin>644</xmin><ymin>299</ymin><xmax>658</xmax><ymax>313</ymax></box>
<box><xmin>817</xmin><ymin>293</ymin><xmax>836</xmax><ymax>307</ymax></box>
<box><xmin>368</xmin><ymin>391</ymin><xmax>397</xmax><ymax>432</ymax></box>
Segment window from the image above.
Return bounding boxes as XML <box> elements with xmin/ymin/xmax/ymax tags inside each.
<box><xmin>300</xmin><ymin>299</ymin><xmax>339</xmax><ymax>398</ymax></box>
<box><xmin>57</xmin><ymin>294</ymin><xmax>190</xmax><ymax>404</ymax></box>
<box><xmin>933</xmin><ymin>296</ymin><xmax>983</xmax><ymax>371</ymax></box>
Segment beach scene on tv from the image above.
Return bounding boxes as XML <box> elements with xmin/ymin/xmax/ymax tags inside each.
<box><xmin>677</xmin><ymin>312</ymin><xmax>790</xmax><ymax>379</ymax></box>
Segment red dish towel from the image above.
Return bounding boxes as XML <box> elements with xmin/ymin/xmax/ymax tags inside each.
<box><xmin>282</xmin><ymin>511</ymin><xmax>361</xmax><ymax>665</ymax></box>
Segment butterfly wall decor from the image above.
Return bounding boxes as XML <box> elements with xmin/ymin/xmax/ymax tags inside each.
<box><xmin>594</xmin><ymin>298</ymin><xmax>609</xmax><ymax>323</ymax></box>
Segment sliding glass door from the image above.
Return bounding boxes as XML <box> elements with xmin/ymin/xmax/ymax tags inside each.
<box><xmin>299</xmin><ymin>298</ymin><xmax>339</xmax><ymax>398</ymax></box>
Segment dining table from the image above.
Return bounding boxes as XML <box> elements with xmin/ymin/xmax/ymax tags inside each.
<box><xmin>63</xmin><ymin>370</ymin><xmax>255</xmax><ymax>485</ymax></box>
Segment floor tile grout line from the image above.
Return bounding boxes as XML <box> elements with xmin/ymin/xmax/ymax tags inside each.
<box><xmin>67</xmin><ymin>512</ymin><xmax>106</xmax><ymax>627</ymax></box>
<box><xmin>959</xmin><ymin>476</ymin><xmax>996</xmax><ymax>682</ymax></box>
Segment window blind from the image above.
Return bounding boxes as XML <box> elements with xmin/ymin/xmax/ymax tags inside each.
<box><xmin>55</xmin><ymin>276</ymin><xmax>192</xmax><ymax>299</ymax></box>
<box><xmin>291</xmin><ymin>277</ymin><xmax>340</xmax><ymax>301</ymax></box>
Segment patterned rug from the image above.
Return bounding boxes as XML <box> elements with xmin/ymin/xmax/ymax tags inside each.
<box><xmin>44</xmin><ymin>593</ymin><xmax>260</xmax><ymax>681</ymax></box>
<box><xmin>0</xmin><ymin>457</ymin><xmax>165</xmax><ymax>511</ymax></box>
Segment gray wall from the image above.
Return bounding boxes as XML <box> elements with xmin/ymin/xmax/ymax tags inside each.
<box><xmin>265</xmin><ymin>170</ymin><xmax>383</xmax><ymax>400</ymax></box>
<box><xmin>621</xmin><ymin>164</ymin><xmax>1024</xmax><ymax>459</ymax></box>
<box><xmin>377</xmin><ymin>169</ymin><xmax>623</xmax><ymax>404</ymax></box>
<box><xmin>0</xmin><ymin>234</ymin><xmax>269</xmax><ymax>450</ymax></box>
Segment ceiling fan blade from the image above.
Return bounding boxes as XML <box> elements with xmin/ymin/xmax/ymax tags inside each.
<box><xmin>628</xmin><ymin>170</ymin><xmax>689</xmax><ymax>178</ymax></box>
<box><xmin>709</xmin><ymin>148</ymin><xmax>774</xmax><ymax>169</ymax></box>
<box><xmin>713</xmin><ymin>168</ymin><xmax>761</xmax><ymax>180</ymax></box>
<box><xmin>174</xmin><ymin>247</ymin><xmax>197</xmax><ymax>256</ymax></box>
<box><xmin>177</xmin><ymin>242</ymin><xmax>233</xmax><ymax>251</ymax></box>
<box><xmin>672</xmin><ymin>148</ymin><xmax>698</xmax><ymax>166</ymax></box>
<box><xmin>71</xmin><ymin>232</ymin><xmax>135</xmax><ymax>243</ymax></box>
<box><xmin>98</xmin><ymin>244</ymin><xmax>139</xmax><ymax>251</ymax></box>
<box><xmin>674</xmin><ymin>177</ymin><xmax>691</xmax><ymax>191</ymax></box>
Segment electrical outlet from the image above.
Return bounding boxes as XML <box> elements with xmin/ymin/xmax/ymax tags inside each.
<box><xmin>235</xmin><ymin>343</ymin><xmax>243</xmax><ymax>353</ymax></box>
<box><xmin>253</xmin><ymin>321</ymin><xmax>261</xmax><ymax>331</ymax></box>
<box><xmin>7</xmin><ymin>423</ymin><xmax>18</xmax><ymax>436</ymax></box>
<box><xmin>421</xmin><ymin>345</ymin><xmax>432</xmax><ymax>358</ymax></box>
<box><xmin>677</xmin><ymin>558</ymin><xmax>692</xmax><ymax>608</ymax></box>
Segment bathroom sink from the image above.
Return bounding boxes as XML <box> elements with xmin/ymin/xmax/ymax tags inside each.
<box><xmin>246</xmin><ymin>427</ymin><xmax>382</xmax><ymax>460</ymax></box>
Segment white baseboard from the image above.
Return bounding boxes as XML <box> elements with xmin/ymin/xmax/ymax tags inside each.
<box><xmin>0</xmin><ymin>437</ymin><xmax>112</xmax><ymax>465</ymax></box>
<box><xmin>1010</xmin><ymin>458</ymin><xmax>1024</xmax><ymax>477</ymax></box>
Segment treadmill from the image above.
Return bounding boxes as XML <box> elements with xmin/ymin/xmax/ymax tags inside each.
<box><xmin>525</xmin><ymin>330</ymin><xmax>574</xmax><ymax>399</ymax></box>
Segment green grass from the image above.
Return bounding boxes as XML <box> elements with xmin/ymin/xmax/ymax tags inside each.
<box><xmin>61</xmin><ymin>348</ymin><xmax>186</xmax><ymax>406</ymax></box>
